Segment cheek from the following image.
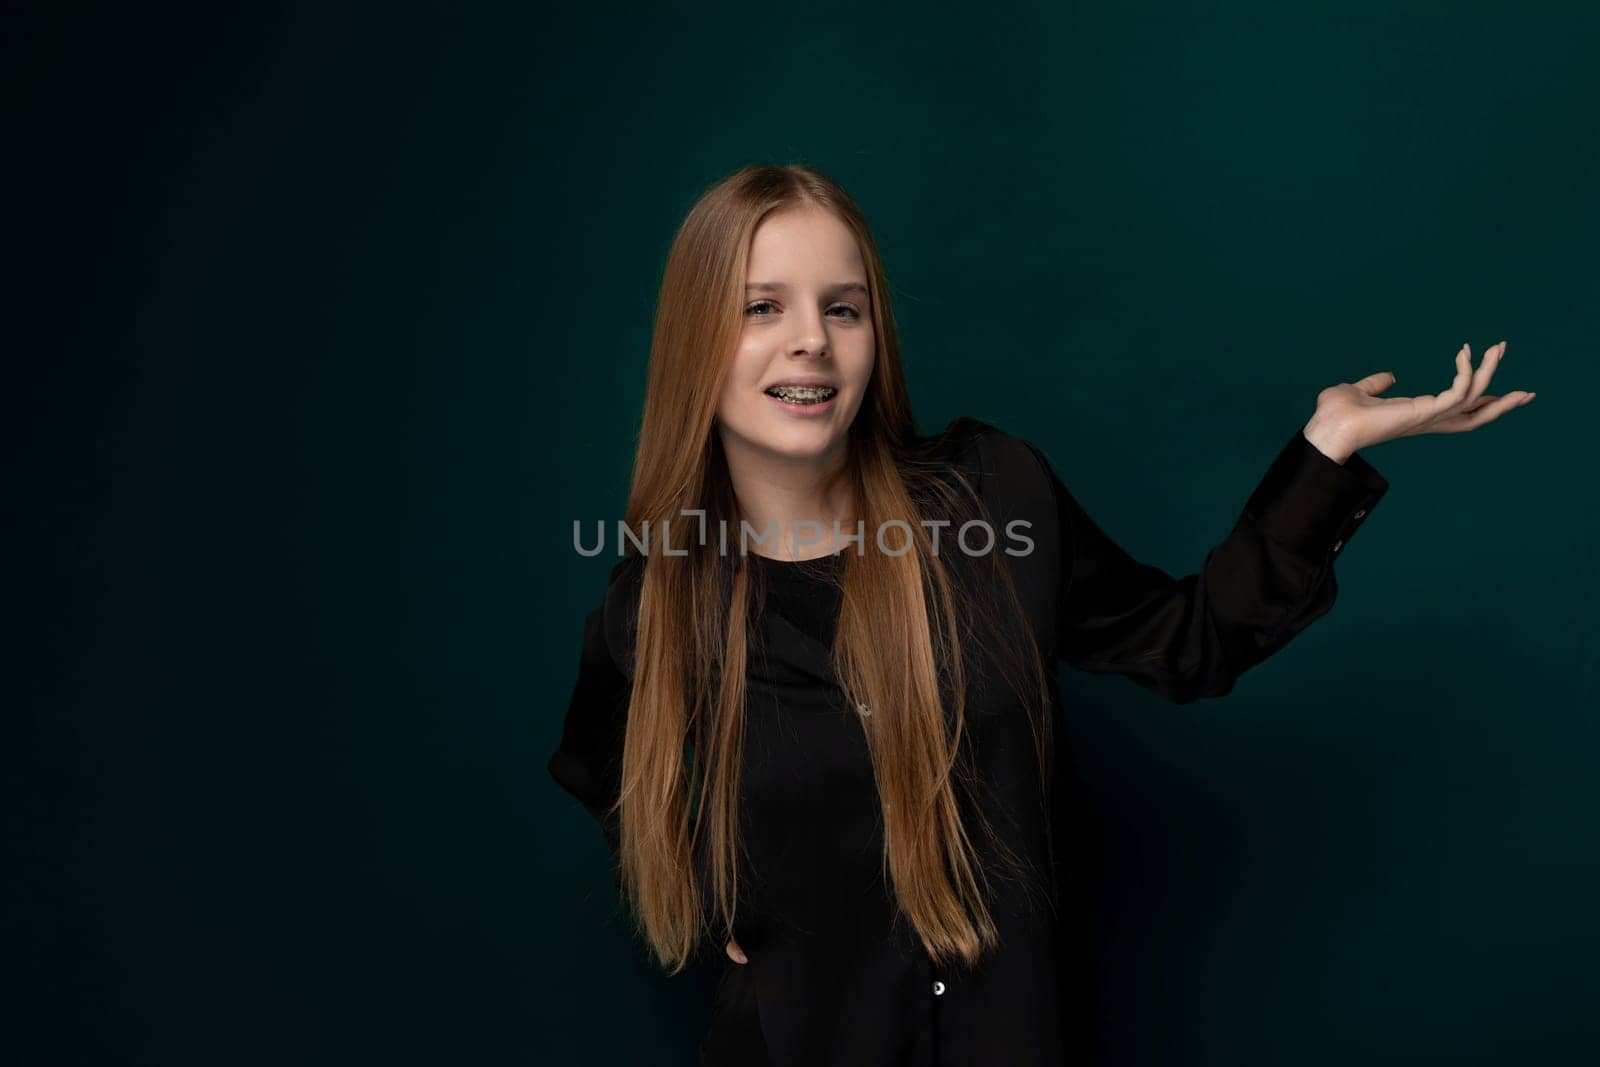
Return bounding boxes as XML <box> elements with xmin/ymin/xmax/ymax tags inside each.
<box><xmin>849</xmin><ymin>344</ymin><xmax>876</xmax><ymax>391</ymax></box>
<box><xmin>716</xmin><ymin>345</ymin><xmax>760</xmax><ymax>416</ymax></box>
<box><xmin>725</xmin><ymin>341</ymin><xmax>764</xmax><ymax>385</ymax></box>
<box><xmin>714</xmin><ymin>375</ymin><xmax>745</xmax><ymax>422</ymax></box>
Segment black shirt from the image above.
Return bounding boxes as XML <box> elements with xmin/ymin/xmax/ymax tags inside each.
<box><xmin>752</xmin><ymin>551</ymin><xmax>844</xmax><ymax>647</ymax></box>
<box><xmin>548</xmin><ymin>417</ymin><xmax>1390</xmax><ymax>1066</ymax></box>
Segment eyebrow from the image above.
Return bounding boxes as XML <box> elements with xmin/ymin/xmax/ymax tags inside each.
<box><xmin>745</xmin><ymin>281</ymin><xmax>870</xmax><ymax>296</ymax></box>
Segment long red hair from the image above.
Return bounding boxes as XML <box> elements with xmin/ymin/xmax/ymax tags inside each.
<box><xmin>613</xmin><ymin>162</ymin><xmax>1051</xmax><ymax>973</ymax></box>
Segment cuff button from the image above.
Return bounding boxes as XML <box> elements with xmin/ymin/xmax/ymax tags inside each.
<box><xmin>1353</xmin><ymin>508</ymin><xmax>1367</xmax><ymax>520</ymax></box>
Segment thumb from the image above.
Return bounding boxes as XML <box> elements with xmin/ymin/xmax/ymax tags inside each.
<box><xmin>1354</xmin><ymin>370</ymin><xmax>1397</xmax><ymax>396</ymax></box>
<box><xmin>726</xmin><ymin>939</ymin><xmax>748</xmax><ymax>964</ymax></box>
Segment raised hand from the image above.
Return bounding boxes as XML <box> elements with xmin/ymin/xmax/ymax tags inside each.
<box><xmin>1302</xmin><ymin>341</ymin><xmax>1536</xmax><ymax>462</ymax></box>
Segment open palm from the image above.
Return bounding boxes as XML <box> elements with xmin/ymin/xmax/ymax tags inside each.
<box><xmin>1314</xmin><ymin>341</ymin><xmax>1536</xmax><ymax>454</ymax></box>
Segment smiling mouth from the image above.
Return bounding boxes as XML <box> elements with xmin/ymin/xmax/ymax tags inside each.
<box><xmin>764</xmin><ymin>384</ymin><xmax>838</xmax><ymax>405</ymax></box>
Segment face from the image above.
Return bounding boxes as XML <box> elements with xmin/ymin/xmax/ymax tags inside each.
<box><xmin>715</xmin><ymin>204</ymin><xmax>876</xmax><ymax>469</ymax></box>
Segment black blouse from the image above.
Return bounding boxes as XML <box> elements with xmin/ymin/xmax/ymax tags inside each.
<box><xmin>548</xmin><ymin>417</ymin><xmax>1390</xmax><ymax>1067</ymax></box>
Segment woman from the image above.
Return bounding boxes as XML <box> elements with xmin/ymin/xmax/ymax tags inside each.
<box><xmin>548</xmin><ymin>163</ymin><xmax>1533</xmax><ymax>1067</ymax></box>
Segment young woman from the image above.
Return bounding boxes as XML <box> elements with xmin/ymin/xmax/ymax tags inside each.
<box><xmin>548</xmin><ymin>163</ymin><xmax>1534</xmax><ymax>1067</ymax></box>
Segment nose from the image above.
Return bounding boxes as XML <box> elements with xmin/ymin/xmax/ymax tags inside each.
<box><xmin>789</xmin><ymin>340</ymin><xmax>828</xmax><ymax>360</ymax></box>
<box><xmin>787</xmin><ymin>307</ymin><xmax>829</xmax><ymax>360</ymax></box>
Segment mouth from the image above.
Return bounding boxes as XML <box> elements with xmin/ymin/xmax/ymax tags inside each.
<box><xmin>763</xmin><ymin>384</ymin><xmax>838</xmax><ymax>406</ymax></box>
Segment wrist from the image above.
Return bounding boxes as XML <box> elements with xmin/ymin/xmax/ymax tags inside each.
<box><xmin>1301</xmin><ymin>416</ymin><xmax>1356</xmax><ymax>465</ymax></box>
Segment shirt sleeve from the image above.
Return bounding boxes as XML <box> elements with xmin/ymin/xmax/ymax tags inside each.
<box><xmin>1027</xmin><ymin>428</ymin><xmax>1390</xmax><ymax>704</ymax></box>
<box><xmin>547</xmin><ymin>583</ymin><xmax>633</xmax><ymax>874</ymax></box>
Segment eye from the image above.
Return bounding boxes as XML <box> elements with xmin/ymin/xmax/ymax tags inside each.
<box><xmin>745</xmin><ymin>300</ymin><xmax>870</xmax><ymax>321</ymax></box>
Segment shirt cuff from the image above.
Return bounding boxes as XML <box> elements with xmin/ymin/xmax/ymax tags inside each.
<box><xmin>1242</xmin><ymin>427</ymin><xmax>1391</xmax><ymax>564</ymax></box>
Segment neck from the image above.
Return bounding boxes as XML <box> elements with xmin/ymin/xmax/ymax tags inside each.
<box><xmin>720</xmin><ymin>433</ymin><xmax>856</xmax><ymax>562</ymax></box>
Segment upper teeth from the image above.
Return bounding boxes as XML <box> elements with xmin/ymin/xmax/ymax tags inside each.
<box><xmin>767</xmin><ymin>385</ymin><xmax>836</xmax><ymax>401</ymax></box>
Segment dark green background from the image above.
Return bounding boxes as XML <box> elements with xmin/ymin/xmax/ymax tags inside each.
<box><xmin>17</xmin><ymin>2</ymin><xmax>1597</xmax><ymax>1064</ymax></box>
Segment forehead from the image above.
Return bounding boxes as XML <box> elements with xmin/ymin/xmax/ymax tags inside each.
<box><xmin>745</xmin><ymin>206</ymin><xmax>865</xmax><ymax>279</ymax></box>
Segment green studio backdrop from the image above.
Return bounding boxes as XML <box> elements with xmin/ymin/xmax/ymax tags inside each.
<box><xmin>19</xmin><ymin>2</ymin><xmax>1598</xmax><ymax>1065</ymax></box>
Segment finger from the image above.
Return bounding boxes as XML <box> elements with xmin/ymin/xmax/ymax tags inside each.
<box><xmin>1415</xmin><ymin>343</ymin><xmax>1478</xmax><ymax>423</ymax></box>
<box><xmin>1442</xmin><ymin>343</ymin><xmax>1475</xmax><ymax>410</ymax></box>
<box><xmin>1464</xmin><ymin>340</ymin><xmax>1507</xmax><ymax>409</ymax></box>
<box><xmin>1427</xmin><ymin>390</ymin><xmax>1532</xmax><ymax>434</ymax></box>
<box><xmin>1465</xmin><ymin>385</ymin><xmax>1533</xmax><ymax>413</ymax></box>
<box><xmin>1353</xmin><ymin>370</ymin><xmax>1397</xmax><ymax>396</ymax></box>
<box><xmin>727</xmin><ymin>940</ymin><xmax>749</xmax><ymax>964</ymax></box>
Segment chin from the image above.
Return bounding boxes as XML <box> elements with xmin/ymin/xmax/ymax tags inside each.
<box><xmin>723</xmin><ymin>417</ymin><xmax>845</xmax><ymax>462</ymax></box>
<box><xmin>759</xmin><ymin>428</ymin><xmax>841</xmax><ymax>460</ymax></box>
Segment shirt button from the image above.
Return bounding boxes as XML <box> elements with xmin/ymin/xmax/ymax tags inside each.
<box><xmin>932</xmin><ymin>980</ymin><xmax>946</xmax><ymax>996</ymax></box>
<box><xmin>1353</xmin><ymin>508</ymin><xmax>1367</xmax><ymax>520</ymax></box>
<box><xmin>1332</xmin><ymin>539</ymin><xmax>1344</xmax><ymax>553</ymax></box>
